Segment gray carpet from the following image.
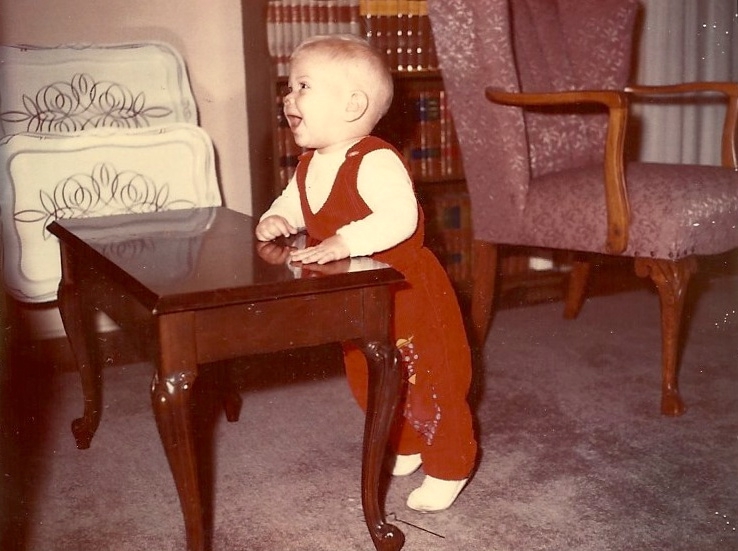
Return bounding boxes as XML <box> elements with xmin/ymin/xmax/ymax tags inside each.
<box><xmin>5</xmin><ymin>275</ymin><xmax>738</xmax><ymax>550</ymax></box>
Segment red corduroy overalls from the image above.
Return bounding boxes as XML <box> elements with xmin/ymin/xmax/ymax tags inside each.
<box><xmin>295</xmin><ymin>136</ymin><xmax>477</xmax><ymax>480</ymax></box>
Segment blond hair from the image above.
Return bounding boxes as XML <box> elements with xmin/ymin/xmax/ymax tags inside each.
<box><xmin>291</xmin><ymin>34</ymin><xmax>394</xmax><ymax>125</ymax></box>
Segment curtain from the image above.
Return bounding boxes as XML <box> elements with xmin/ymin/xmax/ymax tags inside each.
<box><xmin>632</xmin><ymin>0</ymin><xmax>738</xmax><ymax>165</ymax></box>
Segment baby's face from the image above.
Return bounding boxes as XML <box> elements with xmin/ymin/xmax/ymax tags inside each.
<box><xmin>283</xmin><ymin>54</ymin><xmax>356</xmax><ymax>153</ymax></box>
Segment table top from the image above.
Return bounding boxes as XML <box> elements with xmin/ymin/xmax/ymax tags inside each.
<box><xmin>48</xmin><ymin>206</ymin><xmax>403</xmax><ymax>315</ymax></box>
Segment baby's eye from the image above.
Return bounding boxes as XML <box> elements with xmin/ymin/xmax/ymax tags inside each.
<box><xmin>283</xmin><ymin>81</ymin><xmax>309</xmax><ymax>96</ymax></box>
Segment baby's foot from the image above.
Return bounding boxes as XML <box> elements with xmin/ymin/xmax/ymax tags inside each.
<box><xmin>390</xmin><ymin>453</ymin><xmax>422</xmax><ymax>476</ymax></box>
<box><xmin>406</xmin><ymin>475</ymin><xmax>468</xmax><ymax>512</ymax></box>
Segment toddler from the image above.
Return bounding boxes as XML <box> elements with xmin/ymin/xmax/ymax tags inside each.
<box><xmin>255</xmin><ymin>34</ymin><xmax>477</xmax><ymax>512</ymax></box>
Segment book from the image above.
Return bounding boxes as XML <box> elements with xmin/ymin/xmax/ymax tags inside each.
<box><xmin>439</xmin><ymin>90</ymin><xmax>464</xmax><ymax>178</ymax></box>
<box><xmin>408</xmin><ymin>89</ymin><xmax>442</xmax><ymax>180</ymax></box>
<box><xmin>274</xmin><ymin>93</ymin><xmax>307</xmax><ymax>192</ymax></box>
<box><xmin>359</xmin><ymin>0</ymin><xmax>437</xmax><ymax>71</ymax></box>
<box><xmin>267</xmin><ymin>0</ymin><xmax>364</xmax><ymax>77</ymax></box>
<box><xmin>419</xmin><ymin>187</ymin><xmax>472</xmax><ymax>285</ymax></box>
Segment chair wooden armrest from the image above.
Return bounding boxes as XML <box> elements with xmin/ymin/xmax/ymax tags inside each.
<box><xmin>625</xmin><ymin>82</ymin><xmax>738</xmax><ymax>169</ymax></box>
<box><xmin>485</xmin><ymin>87</ymin><xmax>630</xmax><ymax>253</ymax></box>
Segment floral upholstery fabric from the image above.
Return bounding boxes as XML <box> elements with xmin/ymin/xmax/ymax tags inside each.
<box><xmin>428</xmin><ymin>0</ymin><xmax>738</xmax><ymax>260</ymax></box>
<box><xmin>523</xmin><ymin>162</ymin><xmax>738</xmax><ymax>258</ymax></box>
<box><xmin>511</xmin><ymin>0</ymin><xmax>637</xmax><ymax>177</ymax></box>
<box><xmin>427</xmin><ymin>0</ymin><xmax>529</xmax><ymax>242</ymax></box>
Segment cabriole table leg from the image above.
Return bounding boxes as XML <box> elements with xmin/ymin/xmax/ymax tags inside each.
<box><xmin>151</xmin><ymin>312</ymin><xmax>206</xmax><ymax>551</ymax></box>
<box><xmin>361</xmin><ymin>341</ymin><xmax>405</xmax><ymax>551</ymax></box>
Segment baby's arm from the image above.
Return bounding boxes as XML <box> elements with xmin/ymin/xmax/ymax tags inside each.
<box><xmin>340</xmin><ymin>149</ymin><xmax>418</xmax><ymax>254</ymax></box>
<box><xmin>255</xmin><ymin>176</ymin><xmax>304</xmax><ymax>241</ymax></box>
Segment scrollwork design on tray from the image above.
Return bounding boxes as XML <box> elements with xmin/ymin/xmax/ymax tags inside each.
<box><xmin>1</xmin><ymin>73</ymin><xmax>173</xmax><ymax>132</ymax></box>
<box><xmin>14</xmin><ymin>162</ymin><xmax>196</xmax><ymax>238</ymax></box>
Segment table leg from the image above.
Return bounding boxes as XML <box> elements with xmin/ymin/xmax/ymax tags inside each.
<box><xmin>151</xmin><ymin>312</ymin><xmax>207</xmax><ymax>551</ymax></box>
<box><xmin>361</xmin><ymin>341</ymin><xmax>406</xmax><ymax>551</ymax></box>
<box><xmin>57</xmin><ymin>267</ymin><xmax>103</xmax><ymax>450</ymax></box>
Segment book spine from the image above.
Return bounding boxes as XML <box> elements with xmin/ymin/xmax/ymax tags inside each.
<box><xmin>395</xmin><ymin>0</ymin><xmax>409</xmax><ymax>71</ymax></box>
<box><xmin>408</xmin><ymin>89</ymin><xmax>424</xmax><ymax>178</ymax></box>
<box><xmin>267</xmin><ymin>1</ymin><xmax>278</xmax><ymax>65</ymax></box>
<box><xmin>449</xmin><ymin>116</ymin><xmax>464</xmax><ymax>178</ymax></box>
<box><xmin>384</xmin><ymin>0</ymin><xmax>399</xmax><ymax>70</ymax></box>
<box><xmin>308</xmin><ymin>0</ymin><xmax>319</xmax><ymax>36</ymax></box>
<box><xmin>271</xmin><ymin>0</ymin><xmax>287</xmax><ymax>77</ymax></box>
<box><xmin>422</xmin><ymin>0</ymin><xmax>438</xmax><ymax>69</ymax></box>
<box><xmin>374</xmin><ymin>0</ymin><xmax>387</xmax><ymax>66</ymax></box>
<box><xmin>408</xmin><ymin>90</ymin><xmax>440</xmax><ymax>180</ymax></box>
<box><xmin>439</xmin><ymin>89</ymin><xmax>450</xmax><ymax>177</ymax></box>
<box><xmin>275</xmin><ymin>90</ymin><xmax>307</xmax><ymax>191</ymax></box>
<box><xmin>289</xmin><ymin>0</ymin><xmax>301</xmax><ymax>61</ymax></box>
<box><xmin>419</xmin><ymin>190</ymin><xmax>468</xmax><ymax>284</ymax></box>
<box><xmin>275</xmin><ymin>93</ymin><xmax>289</xmax><ymax>191</ymax></box>
<box><xmin>406</xmin><ymin>0</ymin><xmax>420</xmax><ymax>71</ymax></box>
<box><xmin>348</xmin><ymin>0</ymin><xmax>363</xmax><ymax>36</ymax></box>
<box><xmin>336</xmin><ymin>0</ymin><xmax>350</xmax><ymax>34</ymax></box>
<box><xmin>318</xmin><ymin>0</ymin><xmax>330</xmax><ymax>35</ymax></box>
<box><xmin>425</xmin><ymin>89</ymin><xmax>442</xmax><ymax>179</ymax></box>
<box><xmin>299</xmin><ymin>0</ymin><xmax>310</xmax><ymax>40</ymax></box>
<box><xmin>439</xmin><ymin>90</ymin><xmax>463</xmax><ymax>179</ymax></box>
<box><xmin>327</xmin><ymin>0</ymin><xmax>340</xmax><ymax>34</ymax></box>
<box><xmin>415</xmin><ymin>0</ymin><xmax>434</xmax><ymax>70</ymax></box>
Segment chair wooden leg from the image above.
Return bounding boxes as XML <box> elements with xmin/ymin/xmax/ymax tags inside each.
<box><xmin>634</xmin><ymin>256</ymin><xmax>697</xmax><ymax>416</ymax></box>
<box><xmin>471</xmin><ymin>240</ymin><xmax>498</xmax><ymax>347</ymax></box>
<box><xmin>563</xmin><ymin>257</ymin><xmax>592</xmax><ymax>319</ymax></box>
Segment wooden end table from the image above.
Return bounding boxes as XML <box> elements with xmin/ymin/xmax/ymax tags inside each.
<box><xmin>48</xmin><ymin>206</ymin><xmax>406</xmax><ymax>551</ymax></box>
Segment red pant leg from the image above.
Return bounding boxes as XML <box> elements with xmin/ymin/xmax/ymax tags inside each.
<box><xmin>391</xmin><ymin>251</ymin><xmax>478</xmax><ymax>480</ymax></box>
<box><xmin>344</xmin><ymin>249</ymin><xmax>478</xmax><ymax>481</ymax></box>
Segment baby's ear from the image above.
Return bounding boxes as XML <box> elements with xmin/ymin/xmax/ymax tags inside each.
<box><xmin>344</xmin><ymin>90</ymin><xmax>369</xmax><ymax>122</ymax></box>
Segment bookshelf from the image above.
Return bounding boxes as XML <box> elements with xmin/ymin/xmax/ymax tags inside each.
<box><xmin>258</xmin><ymin>0</ymin><xmax>570</xmax><ymax>302</ymax></box>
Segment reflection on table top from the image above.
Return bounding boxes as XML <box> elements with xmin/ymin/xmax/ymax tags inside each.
<box><xmin>48</xmin><ymin>206</ymin><xmax>403</xmax><ymax>314</ymax></box>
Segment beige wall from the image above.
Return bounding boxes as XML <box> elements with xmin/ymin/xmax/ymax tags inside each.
<box><xmin>0</xmin><ymin>0</ymin><xmax>253</xmax><ymax>214</ymax></box>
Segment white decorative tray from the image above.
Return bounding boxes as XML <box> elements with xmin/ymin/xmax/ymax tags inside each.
<box><xmin>0</xmin><ymin>123</ymin><xmax>221</xmax><ymax>303</ymax></box>
<box><xmin>0</xmin><ymin>42</ymin><xmax>197</xmax><ymax>137</ymax></box>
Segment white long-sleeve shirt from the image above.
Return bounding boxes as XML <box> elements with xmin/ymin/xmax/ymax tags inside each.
<box><xmin>261</xmin><ymin>140</ymin><xmax>419</xmax><ymax>256</ymax></box>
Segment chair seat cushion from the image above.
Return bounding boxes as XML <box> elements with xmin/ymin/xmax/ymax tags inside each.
<box><xmin>518</xmin><ymin>162</ymin><xmax>738</xmax><ymax>259</ymax></box>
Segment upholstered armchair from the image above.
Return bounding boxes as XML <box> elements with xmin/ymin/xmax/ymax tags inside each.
<box><xmin>428</xmin><ymin>0</ymin><xmax>738</xmax><ymax>415</ymax></box>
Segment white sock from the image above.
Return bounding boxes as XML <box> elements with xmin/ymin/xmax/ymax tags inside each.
<box><xmin>406</xmin><ymin>475</ymin><xmax>468</xmax><ymax>512</ymax></box>
<box><xmin>390</xmin><ymin>453</ymin><xmax>423</xmax><ymax>476</ymax></box>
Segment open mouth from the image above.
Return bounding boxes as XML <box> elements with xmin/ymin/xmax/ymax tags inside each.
<box><xmin>286</xmin><ymin>114</ymin><xmax>303</xmax><ymax>131</ymax></box>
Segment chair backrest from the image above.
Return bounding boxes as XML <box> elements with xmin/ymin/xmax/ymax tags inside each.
<box><xmin>0</xmin><ymin>42</ymin><xmax>197</xmax><ymax>136</ymax></box>
<box><xmin>428</xmin><ymin>0</ymin><xmax>638</xmax><ymax>242</ymax></box>
<box><xmin>510</xmin><ymin>0</ymin><xmax>637</xmax><ymax>177</ymax></box>
<box><xmin>0</xmin><ymin>123</ymin><xmax>222</xmax><ymax>303</ymax></box>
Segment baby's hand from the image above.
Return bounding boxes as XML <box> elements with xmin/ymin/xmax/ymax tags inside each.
<box><xmin>255</xmin><ymin>215</ymin><xmax>297</xmax><ymax>241</ymax></box>
<box><xmin>290</xmin><ymin>234</ymin><xmax>350</xmax><ymax>265</ymax></box>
